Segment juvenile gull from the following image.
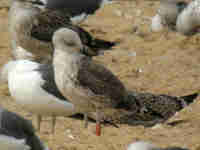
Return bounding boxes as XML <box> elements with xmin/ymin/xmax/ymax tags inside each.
<box><xmin>52</xmin><ymin>28</ymin><xmax>199</xmax><ymax>135</ymax></box>
<box><xmin>1</xmin><ymin>59</ymin><xmax>197</xmax><ymax>129</ymax></box>
<box><xmin>176</xmin><ymin>0</ymin><xmax>200</xmax><ymax>35</ymax></box>
<box><xmin>151</xmin><ymin>0</ymin><xmax>187</xmax><ymax>32</ymax></box>
<box><xmin>1</xmin><ymin>60</ymin><xmax>76</xmax><ymax>133</ymax></box>
<box><xmin>127</xmin><ymin>141</ymin><xmax>189</xmax><ymax>150</ymax></box>
<box><xmin>53</xmin><ymin>28</ymin><xmax>132</xmax><ymax>136</ymax></box>
<box><xmin>9</xmin><ymin>0</ymin><xmax>116</xmax><ymax>63</ymax></box>
<box><xmin>0</xmin><ymin>106</ymin><xmax>49</xmax><ymax>150</ymax></box>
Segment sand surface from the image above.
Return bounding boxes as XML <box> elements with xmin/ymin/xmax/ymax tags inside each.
<box><xmin>0</xmin><ymin>0</ymin><xmax>200</xmax><ymax>150</ymax></box>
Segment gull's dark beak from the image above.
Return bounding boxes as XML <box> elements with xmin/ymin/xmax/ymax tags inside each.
<box><xmin>28</xmin><ymin>0</ymin><xmax>45</xmax><ymax>6</ymax></box>
<box><xmin>80</xmin><ymin>46</ymin><xmax>98</xmax><ymax>57</ymax></box>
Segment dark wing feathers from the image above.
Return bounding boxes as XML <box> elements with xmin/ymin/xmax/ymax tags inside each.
<box><xmin>31</xmin><ymin>9</ymin><xmax>72</xmax><ymax>42</ymax></box>
<box><xmin>30</xmin><ymin>9</ymin><xmax>116</xmax><ymax>51</ymax></box>
<box><xmin>127</xmin><ymin>91</ymin><xmax>198</xmax><ymax>122</ymax></box>
<box><xmin>133</xmin><ymin>93</ymin><xmax>183</xmax><ymax>119</ymax></box>
<box><xmin>35</xmin><ymin>64</ymin><xmax>68</xmax><ymax>101</ymax></box>
<box><xmin>77</xmin><ymin>58</ymin><xmax>126</xmax><ymax>107</ymax></box>
<box><xmin>46</xmin><ymin>0</ymin><xmax>102</xmax><ymax>16</ymax></box>
<box><xmin>180</xmin><ymin>93</ymin><xmax>199</xmax><ymax>105</ymax></box>
<box><xmin>0</xmin><ymin>108</ymin><xmax>45</xmax><ymax>150</ymax></box>
<box><xmin>0</xmin><ymin>109</ymin><xmax>35</xmax><ymax>138</ymax></box>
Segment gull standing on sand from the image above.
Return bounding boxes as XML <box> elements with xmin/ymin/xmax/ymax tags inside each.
<box><xmin>52</xmin><ymin>28</ymin><xmax>199</xmax><ymax>136</ymax></box>
<box><xmin>1</xmin><ymin>59</ymin><xmax>198</xmax><ymax>132</ymax></box>
<box><xmin>127</xmin><ymin>141</ymin><xmax>189</xmax><ymax>150</ymax></box>
<box><xmin>0</xmin><ymin>106</ymin><xmax>49</xmax><ymax>150</ymax></box>
<box><xmin>151</xmin><ymin>0</ymin><xmax>188</xmax><ymax>32</ymax></box>
<box><xmin>9</xmin><ymin>0</ymin><xmax>116</xmax><ymax>63</ymax></box>
<box><xmin>1</xmin><ymin>60</ymin><xmax>76</xmax><ymax>133</ymax></box>
<box><xmin>52</xmin><ymin>28</ymin><xmax>132</xmax><ymax>136</ymax></box>
<box><xmin>176</xmin><ymin>0</ymin><xmax>200</xmax><ymax>35</ymax></box>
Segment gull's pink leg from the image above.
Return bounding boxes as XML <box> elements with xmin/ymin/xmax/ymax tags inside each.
<box><xmin>96</xmin><ymin>109</ymin><xmax>101</xmax><ymax>136</ymax></box>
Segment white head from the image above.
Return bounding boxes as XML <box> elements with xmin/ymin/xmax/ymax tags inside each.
<box><xmin>127</xmin><ymin>141</ymin><xmax>158</xmax><ymax>150</ymax></box>
<box><xmin>52</xmin><ymin>28</ymin><xmax>83</xmax><ymax>54</ymax></box>
<box><xmin>52</xmin><ymin>28</ymin><xmax>99</xmax><ymax>57</ymax></box>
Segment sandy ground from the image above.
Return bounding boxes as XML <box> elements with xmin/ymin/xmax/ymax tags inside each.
<box><xmin>0</xmin><ymin>0</ymin><xmax>200</xmax><ymax>150</ymax></box>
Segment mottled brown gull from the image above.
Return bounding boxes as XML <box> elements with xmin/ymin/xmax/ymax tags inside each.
<box><xmin>9</xmin><ymin>0</ymin><xmax>116</xmax><ymax>64</ymax></box>
<box><xmin>52</xmin><ymin>28</ymin><xmax>199</xmax><ymax>136</ymax></box>
<box><xmin>52</xmin><ymin>28</ymin><xmax>131</xmax><ymax>136</ymax></box>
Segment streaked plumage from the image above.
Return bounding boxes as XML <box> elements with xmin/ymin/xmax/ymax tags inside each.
<box><xmin>52</xmin><ymin>28</ymin><xmax>199</xmax><ymax>135</ymax></box>
<box><xmin>119</xmin><ymin>91</ymin><xmax>198</xmax><ymax>126</ymax></box>
<box><xmin>53</xmin><ymin>28</ymin><xmax>132</xmax><ymax>136</ymax></box>
<box><xmin>9</xmin><ymin>0</ymin><xmax>116</xmax><ymax>63</ymax></box>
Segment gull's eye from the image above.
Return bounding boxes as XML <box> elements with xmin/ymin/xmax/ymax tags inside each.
<box><xmin>80</xmin><ymin>46</ymin><xmax>98</xmax><ymax>57</ymax></box>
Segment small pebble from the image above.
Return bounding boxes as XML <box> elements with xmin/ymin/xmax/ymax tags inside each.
<box><xmin>115</xmin><ymin>10</ymin><xmax>123</xmax><ymax>17</ymax></box>
<box><xmin>125</xmin><ymin>14</ymin><xmax>133</xmax><ymax>20</ymax></box>
<box><xmin>128</xmin><ymin>52</ymin><xmax>137</xmax><ymax>57</ymax></box>
<box><xmin>68</xmin><ymin>134</ymin><xmax>75</xmax><ymax>140</ymax></box>
<box><xmin>135</xmin><ymin>9</ymin><xmax>142</xmax><ymax>17</ymax></box>
<box><xmin>137</xmin><ymin>68</ymin><xmax>143</xmax><ymax>73</ymax></box>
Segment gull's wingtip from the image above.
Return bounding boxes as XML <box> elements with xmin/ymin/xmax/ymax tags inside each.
<box><xmin>180</xmin><ymin>92</ymin><xmax>199</xmax><ymax>106</ymax></box>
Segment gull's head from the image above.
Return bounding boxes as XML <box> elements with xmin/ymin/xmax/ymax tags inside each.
<box><xmin>53</xmin><ymin>28</ymin><xmax>84</xmax><ymax>54</ymax></box>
